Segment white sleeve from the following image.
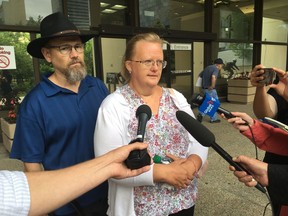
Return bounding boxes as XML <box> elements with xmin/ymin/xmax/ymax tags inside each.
<box><xmin>94</xmin><ymin>92</ymin><xmax>154</xmax><ymax>187</ymax></box>
<box><xmin>171</xmin><ymin>89</ymin><xmax>209</xmax><ymax>165</ymax></box>
<box><xmin>0</xmin><ymin>171</ymin><xmax>31</xmax><ymax>216</ymax></box>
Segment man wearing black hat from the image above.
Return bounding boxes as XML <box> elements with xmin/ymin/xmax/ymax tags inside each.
<box><xmin>10</xmin><ymin>12</ymin><xmax>109</xmax><ymax>216</ymax></box>
<box><xmin>196</xmin><ymin>58</ymin><xmax>224</xmax><ymax>123</ymax></box>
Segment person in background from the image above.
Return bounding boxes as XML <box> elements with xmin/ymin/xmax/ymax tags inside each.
<box><xmin>0</xmin><ymin>70</ymin><xmax>12</xmax><ymax>96</ymax></box>
<box><xmin>249</xmin><ymin>65</ymin><xmax>288</xmax><ymax>215</ymax></box>
<box><xmin>94</xmin><ymin>32</ymin><xmax>208</xmax><ymax>216</ymax></box>
<box><xmin>223</xmin><ymin>59</ymin><xmax>239</xmax><ymax>79</ymax></box>
<box><xmin>10</xmin><ymin>12</ymin><xmax>109</xmax><ymax>216</ymax></box>
<box><xmin>0</xmin><ymin>143</ymin><xmax>150</xmax><ymax>216</ymax></box>
<box><xmin>196</xmin><ymin>58</ymin><xmax>224</xmax><ymax>123</ymax></box>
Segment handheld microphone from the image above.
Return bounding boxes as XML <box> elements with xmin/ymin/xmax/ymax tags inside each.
<box><xmin>125</xmin><ymin>104</ymin><xmax>152</xmax><ymax>170</ymax></box>
<box><xmin>191</xmin><ymin>93</ymin><xmax>235</xmax><ymax>119</ymax></box>
<box><xmin>176</xmin><ymin>110</ymin><xmax>266</xmax><ymax>193</ymax></box>
<box><xmin>135</xmin><ymin>105</ymin><xmax>151</xmax><ymax>142</ymax></box>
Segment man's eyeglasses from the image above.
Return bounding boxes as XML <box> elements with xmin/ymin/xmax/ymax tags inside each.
<box><xmin>46</xmin><ymin>44</ymin><xmax>85</xmax><ymax>55</ymax></box>
<box><xmin>130</xmin><ymin>60</ymin><xmax>167</xmax><ymax>69</ymax></box>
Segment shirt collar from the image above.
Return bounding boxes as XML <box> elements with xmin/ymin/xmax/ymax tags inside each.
<box><xmin>40</xmin><ymin>73</ymin><xmax>94</xmax><ymax>97</ymax></box>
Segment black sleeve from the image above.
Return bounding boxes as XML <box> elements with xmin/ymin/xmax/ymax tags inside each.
<box><xmin>267</xmin><ymin>88</ymin><xmax>288</xmax><ymax>125</ymax></box>
<box><xmin>267</xmin><ymin>164</ymin><xmax>288</xmax><ymax>205</ymax></box>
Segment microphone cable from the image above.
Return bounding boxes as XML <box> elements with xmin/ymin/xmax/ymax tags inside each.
<box><xmin>247</xmin><ymin>123</ymin><xmax>259</xmax><ymax>160</ymax></box>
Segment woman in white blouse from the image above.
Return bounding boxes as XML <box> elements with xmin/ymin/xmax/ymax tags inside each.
<box><xmin>94</xmin><ymin>32</ymin><xmax>208</xmax><ymax>216</ymax></box>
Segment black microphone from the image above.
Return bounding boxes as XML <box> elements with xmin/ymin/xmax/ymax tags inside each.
<box><xmin>125</xmin><ymin>104</ymin><xmax>152</xmax><ymax>170</ymax></box>
<box><xmin>136</xmin><ymin>104</ymin><xmax>152</xmax><ymax>142</ymax></box>
<box><xmin>176</xmin><ymin>110</ymin><xmax>266</xmax><ymax>193</ymax></box>
<box><xmin>191</xmin><ymin>93</ymin><xmax>235</xmax><ymax>119</ymax></box>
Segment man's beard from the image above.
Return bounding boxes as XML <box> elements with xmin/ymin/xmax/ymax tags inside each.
<box><xmin>63</xmin><ymin>60</ymin><xmax>87</xmax><ymax>85</ymax></box>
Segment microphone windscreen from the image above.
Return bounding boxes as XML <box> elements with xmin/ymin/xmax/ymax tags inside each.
<box><xmin>136</xmin><ymin>104</ymin><xmax>152</xmax><ymax>120</ymax></box>
<box><xmin>176</xmin><ymin>110</ymin><xmax>215</xmax><ymax>147</ymax></box>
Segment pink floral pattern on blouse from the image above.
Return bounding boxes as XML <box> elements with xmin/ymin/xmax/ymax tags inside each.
<box><xmin>120</xmin><ymin>85</ymin><xmax>198</xmax><ymax>216</ymax></box>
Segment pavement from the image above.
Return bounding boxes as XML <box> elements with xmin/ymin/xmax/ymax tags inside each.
<box><xmin>0</xmin><ymin>101</ymin><xmax>272</xmax><ymax>216</ymax></box>
<box><xmin>193</xmin><ymin>102</ymin><xmax>272</xmax><ymax>216</ymax></box>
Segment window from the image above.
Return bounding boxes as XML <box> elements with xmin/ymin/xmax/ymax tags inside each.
<box><xmin>262</xmin><ymin>0</ymin><xmax>288</xmax><ymax>43</ymax></box>
<box><xmin>139</xmin><ymin>0</ymin><xmax>204</xmax><ymax>31</ymax></box>
<box><xmin>213</xmin><ymin>0</ymin><xmax>254</xmax><ymax>40</ymax></box>
<box><xmin>261</xmin><ymin>44</ymin><xmax>287</xmax><ymax>69</ymax></box>
<box><xmin>67</xmin><ymin>0</ymin><xmax>90</xmax><ymax>30</ymax></box>
<box><xmin>0</xmin><ymin>0</ymin><xmax>62</xmax><ymax>26</ymax></box>
<box><xmin>217</xmin><ymin>42</ymin><xmax>253</xmax><ymax>79</ymax></box>
<box><xmin>100</xmin><ymin>0</ymin><xmax>128</xmax><ymax>25</ymax></box>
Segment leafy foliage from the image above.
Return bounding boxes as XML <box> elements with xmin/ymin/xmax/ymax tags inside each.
<box><xmin>0</xmin><ymin>90</ymin><xmax>21</xmax><ymax>124</ymax></box>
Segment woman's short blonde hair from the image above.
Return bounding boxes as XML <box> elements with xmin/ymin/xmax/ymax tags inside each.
<box><xmin>121</xmin><ymin>32</ymin><xmax>167</xmax><ymax>83</ymax></box>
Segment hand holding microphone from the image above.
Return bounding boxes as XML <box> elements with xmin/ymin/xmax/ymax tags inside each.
<box><xmin>192</xmin><ymin>93</ymin><xmax>249</xmax><ymax>125</ymax></box>
<box><xmin>176</xmin><ymin>110</ymin><xmax>266</xmax><ymax>193</ymax></box>
<box><xmin>229</xmin><ymin>155</ymin><xmax>269</xmax><ymax>188</ymax></box>
<box><xmin>125</xmin><ymin>104</ymin><xmax>152</xmax><ymax>170</ymax></box>
<box><xmin>225</xmin><ymin>112</ymin><xmax>255</xmax><ymax>132</ymax></box>
<box><xmin>191</xmin><ymin>93</ymin><xmax>235</xmax><ymax>119</ymax></box>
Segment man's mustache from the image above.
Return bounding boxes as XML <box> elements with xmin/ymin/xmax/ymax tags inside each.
<box><xmin>68</xmin><ymin>60</ymin><xmax>84</xmax><ymax>67</ymax></box>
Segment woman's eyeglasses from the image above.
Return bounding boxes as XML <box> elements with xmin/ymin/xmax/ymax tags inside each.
<box><xmin>130</xmin><ymin>60</ymin><xmax>167</xmax><ymax>69</ymax></box>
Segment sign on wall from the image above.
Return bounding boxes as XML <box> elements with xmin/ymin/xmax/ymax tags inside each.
<box><xmin>170</xmin><ymin>43</ymin><xmax>191</xmax><ymax>50</ymax></box>
<box><xmin>0</xmin><ymin>46</ymin><xmax>16</xmax><ymax>69</ymax></box>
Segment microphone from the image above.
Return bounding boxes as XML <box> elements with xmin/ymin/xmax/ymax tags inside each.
<box><xmin>176</xmin><ymin>110</ymin><xmax>266</xmax><ymax>193</ymax></box>
<box><xmin>125</xmin><ymin>104</ymin><xmax>152</xmax><ymax>170</ymax></box>
<box><xmin>191</xmin><ymin>93</ymin><xmax>235</xmax><ymax>119</ymax></box>
<box><xmin>136</xmin><ymin>104</ymin><xmax>152</xmax><ymax>142</ymax></box>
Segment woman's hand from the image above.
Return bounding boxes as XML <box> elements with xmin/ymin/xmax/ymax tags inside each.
<box><xmin>229</xmin><ymin>155</ymin><xmax>268</xmax><ymax>187</ymax></box>
<box><xmin>250</xmin><ymin>65</ymin><xmax>267</xmax><ymax>87</ymax></box>
<box><xmin>269</xmin><ymin>67</ymin><xmax>288</xmax><ymax>101</ymax></box>
<box><xmin>154</xmin><ymin>154</ymin><xmax>191</xmax><ymax>189</ymax></box>
<box><xmin>221</xmin><ymin>112</ymin><xmax>254</xmax><ymax>132</ymax></box>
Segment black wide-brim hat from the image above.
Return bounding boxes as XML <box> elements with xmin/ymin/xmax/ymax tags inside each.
<box><xmin>27</xmin><ymin>12</ymin><xmax>95</xmax><ymax>59</ymax></box>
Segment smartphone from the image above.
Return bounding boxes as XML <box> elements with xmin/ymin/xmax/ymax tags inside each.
<box><xmin>257</xmin><ymin>68</ymin><xmax>276</xmax><ymax>85</ymax></box>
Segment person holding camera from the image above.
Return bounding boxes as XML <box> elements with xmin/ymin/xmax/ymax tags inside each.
<box><xmin>243</xmin><ymin>65</ymin><xmax>288</xmax><ymax>215</ymax></box>
<box><xmin>251</xmin><ymin>65</ymin><xmax>288</xmax><ymax>123</ymax></box>
<box><xmin>223</xmin><ymin>110</ymin><xmax>288</xmax><ymax>216</ymax></box>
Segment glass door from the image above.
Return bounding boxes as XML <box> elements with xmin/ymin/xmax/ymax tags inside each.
<box><xmin>161</xmin><ymin>42</ymin><xmax>204</xmax><ymax>101</ymax></box>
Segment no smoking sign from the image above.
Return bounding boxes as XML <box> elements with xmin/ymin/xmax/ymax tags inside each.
<box><xmin>0</xmin><ymin>46</ymin><xmax>16</xmax><ymax>69</ymax></box>
<box><xmin>0</xmin><ymin>55</ymin><xmax>10</xmax><ymax>68</ymax></box>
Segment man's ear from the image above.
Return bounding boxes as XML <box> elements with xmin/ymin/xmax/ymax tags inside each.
<box><xmin>41</xmin><ymin>47</ymin><xmax>52</xmax><ymax>63</ymax></box>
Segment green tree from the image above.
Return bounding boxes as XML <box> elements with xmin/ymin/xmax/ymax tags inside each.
<box><xmin>84</xmin><ymin>40</ymin><xmax>94</xmax><ymax>75</ymax></box>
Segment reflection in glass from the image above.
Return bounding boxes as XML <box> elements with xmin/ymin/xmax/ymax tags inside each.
<box><xmin>139</xmin><ymin>0</ymin><xmax>204</xmax><ymax>31</ymax></box>
<box><xmin>261</xmin><ymin>44</ymin><xmax>287</xmax><ymax>69</ymax></box>
<box><xmin>170</xmin><ymin>48</ymin><xmax>192</xmax><ymax>100</ymax></box>
<box><xmin>0</xmin><ymin>0</ymin><xmax>61</xmax><ymax>26</ymax></box>
<box><xmin>100</xmin><ymin>0</ymin><xmax>128</xmax><ymax>25</ymax></box>
<box><xmin>217</xmin><ymin>42</ymin><xmax>253</xmax><ymax>79</ymax></box>
<box><xmin>213</xmin><ymin>0</ymin><xmax>254</xmax><ymax>40</ymax></box>
<box><xmin>262</xmin><ymin>0</ymin><xmax>288</xmax><ymax>43</ymax></box>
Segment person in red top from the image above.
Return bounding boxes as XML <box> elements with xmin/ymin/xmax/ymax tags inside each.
<box><xmin>226</xmin><ymin>111</ymin><xmax>288</xmax><ymax>156</ymax></box>
<box><xmin>224</xmin><ymin>111</ymin><xmax>288</xmax><ymax>216</ymax></box>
